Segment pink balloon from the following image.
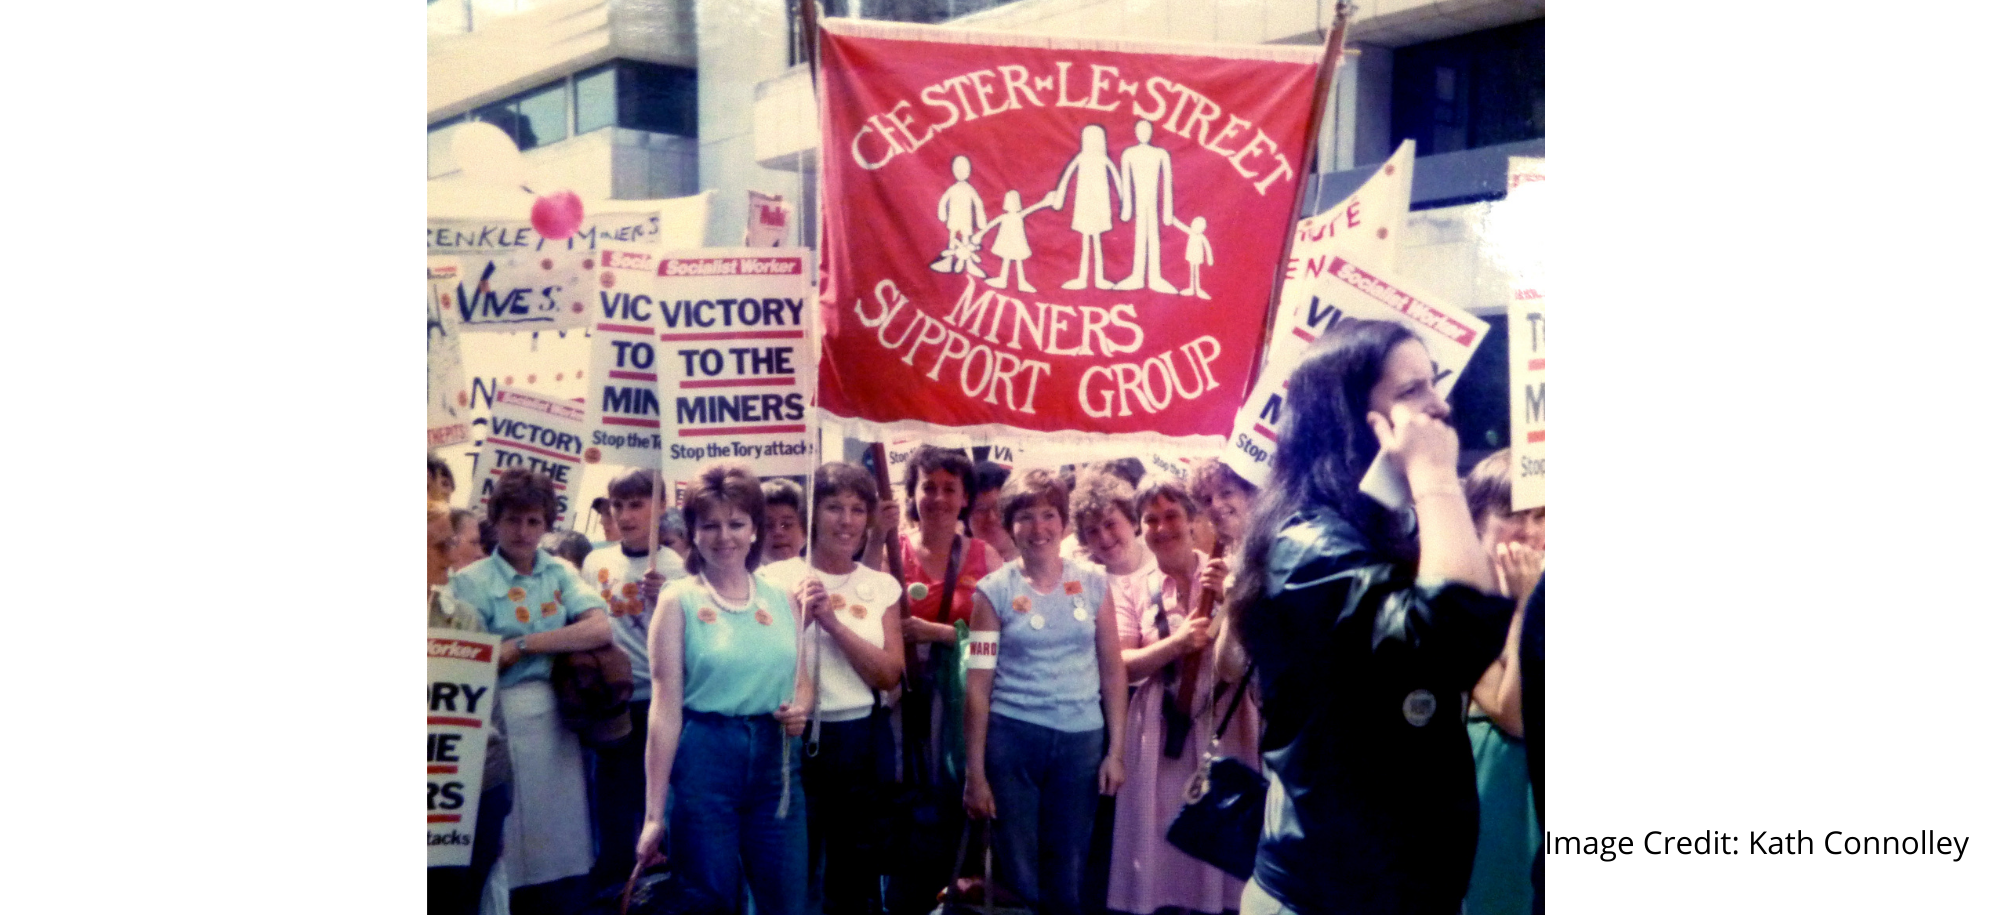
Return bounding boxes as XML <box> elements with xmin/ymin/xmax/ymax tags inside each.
<box><xmin>530</xmin><ymin>190</ymin><xmax>585</xmax><ymax>240</ymax></box>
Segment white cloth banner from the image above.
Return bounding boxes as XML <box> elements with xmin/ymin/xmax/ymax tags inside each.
<box><xmin>428</xmin><ymin>629</ymin><xmax>500</xmax><ymax>867</ymax></box>
<box><xmin>469</xmin><ymin>386</ymin><xmax>589</xmax><ymax>529</ymax></box>
<box><xmin>429</xmin><ymin>258</ymin><xmax>473</xmax><ymax>449</ymax></box>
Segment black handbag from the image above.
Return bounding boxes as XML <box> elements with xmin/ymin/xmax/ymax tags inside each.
<box><xmin>1164</xmin><ymin>667</ymin><xmax>1261</xmax><ymax>880</ymax></box>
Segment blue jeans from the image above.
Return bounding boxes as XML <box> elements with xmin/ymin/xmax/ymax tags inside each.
<box><xmin>985</xmin><ymin>714</ymin><xmax>1103</xmax><ymax>915</ymax></box>
<box><xmin>671</xmin><ymin>710</ymin><xmax>808</xmax><ymax>915</ymax></box>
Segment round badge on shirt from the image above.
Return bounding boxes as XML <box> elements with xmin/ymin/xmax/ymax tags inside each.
<box><xmin>755</xmin><ymin>608</ymin><xmax>774</xmax><ymax>626</ymax></box>
<box><xmin>1402</xmin><ymin>689</ymin><xmax>1437</xmax><ymax>727</ymax></box>
<box><xmin>1029</xmin><ymin>613</ymin><xmax>1046</xmax><ymax>630</ymax></box>
<box><xmin>1072</xmin><ymin>606</ymin><xmax>1089</xmax><ymax>622</ymax></box>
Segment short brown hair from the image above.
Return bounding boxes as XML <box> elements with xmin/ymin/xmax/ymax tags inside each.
<box><xmin>1188</xmin><ymin>458</ymin><xmax>1255</xmax><ymax>508</ymax></box>
<box><xmin>487</xmin><ymin>468</ymin><xmax>558</xmax><ymax>526</ymax></box>
<box><xmin>1069</xmin><ymin>469</ymin><xmax>1136</xmax><ymax>531</ymax></box>
<box><xmin>904</xmin><ymin>445</ymin><xmax>975</xmax><ymax>523</ymax></box>
<box><xmin>1134</xmin><ymin>474</ymin><xmax>1200</xmax><ymax>524</ymax></box>
<box><xmin>1000</xmin><ymin>467</ymin><xmax>1071</xmax><ymax>531</ymax></box>
<box><xmin>681</xmin><ymin>462</ymin><xmax>766</xmax><ymax>576</ymax></box>
<box><xmin>1462</xmin><ymin>449</ymin><xmax>1514</xmax><ymax>528</ymax></box>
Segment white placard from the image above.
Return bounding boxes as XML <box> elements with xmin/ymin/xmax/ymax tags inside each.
<box><xmin>1223</xmin><ymin>255</ymin><xmax>1489</xmax><ymax>498</ymax></box>
<box><xmin>427</xmin><ymin>629</ymin><xmax>500</xmax><ymax>867</ymax></box>
<box><xmin>655</xmin><ymin>248</ymin><xmax>819</xmax><ymax>481</ymax></box>
<box><xmin>583</xmin><ymin>249</ymin><xmax>671</xmax><ymax>469</ymax></box>
<box><xmin>468</xmin><ymin>386</ymin><xmax>588</xmax><ymax>529</ymax></box>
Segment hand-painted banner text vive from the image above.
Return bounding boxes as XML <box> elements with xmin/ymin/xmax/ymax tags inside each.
<box><xmin>816</xmin><ymin>20</ymin><xmax>1321</xmax><ymax>444</ymax></box>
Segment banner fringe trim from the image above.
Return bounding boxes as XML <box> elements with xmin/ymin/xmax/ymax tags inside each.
<box><xmin>819</xmin><ymin>17</ymin><xmax>1323</xmax><ymax>64</ymax></box>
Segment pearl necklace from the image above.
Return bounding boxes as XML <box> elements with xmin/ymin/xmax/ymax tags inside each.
<box><xmin>700</xmin><ymin>574</ymin><xmax>756</xmax><ymax>613</ymax></box>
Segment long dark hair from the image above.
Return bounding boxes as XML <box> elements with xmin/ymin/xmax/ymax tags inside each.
<box><xmin>1225</xmin><ymin>320</ymin><xmax>1423</xmax><ymax>626</ymax></box>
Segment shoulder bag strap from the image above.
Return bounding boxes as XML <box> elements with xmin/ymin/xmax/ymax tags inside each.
<box><xmin>939</xmin><ymin>534</ymin><xmax>966</xmax><ymax>624</ymax></box>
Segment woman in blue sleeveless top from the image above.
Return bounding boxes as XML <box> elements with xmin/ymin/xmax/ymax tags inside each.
<box><xmin>962</xmin><ymin>467</ymin><xmax>1128</xmax><ymax>915</ymax></box>
<box><xmin>636</xmin><ymin>462</ymin><xmax>813</xmax><ymax>915</ymax></box>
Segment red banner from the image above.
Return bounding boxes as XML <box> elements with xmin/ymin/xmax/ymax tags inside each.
<box><xmin>816</xmin><ymin>20</ymin><xmax>1322</xmax><ymax>446</ymax></box>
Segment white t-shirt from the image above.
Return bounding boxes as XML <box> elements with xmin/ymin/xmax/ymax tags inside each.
<box><xmin>760</xmin><ymin>557</ymin><xmax>899</xmax><ymax>721</ymax></box>
<box><xmin>582</xmin><ymin>544</ymin><xmax>688</xmax><ymax>702</ymax></box>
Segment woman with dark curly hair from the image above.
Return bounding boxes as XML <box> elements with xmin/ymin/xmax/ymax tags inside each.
<box><xmin>1225</xmin><ymin>320</ymin><xmax>1513</xmax><ymax>915</ymax></box>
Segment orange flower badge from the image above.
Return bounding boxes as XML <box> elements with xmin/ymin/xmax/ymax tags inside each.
<box><xmin>828</xmin><ymin>594</ymin><xmax>848</xmax><ymax>612</ymax></box>
<box><xmin>507</xmin><ymin>587</ymin><xmax>527</xmax><ymax>602</ymax></box>
<box><xmin>622</xmin><ymin>583</ymin><xmax>640</xmax><ymax>599</ymax></box>
<box><xmin>696</xmin><ymin>607</ymin><xmax>718</xmax><ymax>624</ymax></box>
<box><xmin>1064</xmin><ymin>581</ymin><xmax>1083</xmax><ymax>595</ymax></box>
<box><xmin>515</xmin><ymin>606</ymin><xmax>531</xmax><ymax>623</ymax></box>
<box><xmin>850</xmin><ymin>604</ymin><xmax>867</xmax><ymax>620</ymax></box>
<box><xmin>601</xmin><ymin>588</ymin><xmax>613</xmax><ymax>601</ymax></box>
<box><xmin>541</xmin><ymin>602</ymin><xmax>558</xmax><ymax>617</ymax></box>
<box><xmin>1011</xmin><ymin>595</ymin><xmax>1032</xmax><ymax>613</ymax></box>
<box><xmin>754</xmin><ymin>608</ymin><xmax>774</xmax><ymax>626</ymax></box>
<box><xmin>597</xmin><ymin>568</ymin><xmax>611</xmax><ymax>584</ymax></box>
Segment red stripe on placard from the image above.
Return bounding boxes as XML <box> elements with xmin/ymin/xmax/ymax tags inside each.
<box><xmin>1253</xmin><ymin>424</ymin><xmax>1277</xmax><ymax>440</ymax></box>
<box><xmin>1291</xmin><ymin>327</ymin><xmax>1316</xmax><ymax>343</ymax></box>
<box><xmin>429</xmin><ymin>765</ymin><xmax>459</xmax><ymax>775</ymax></box>
<box><xmin>488</xmin><ymin>436</ymin><xmax>581</xmax><ymax>464</ymax></box>
<box><xmin>597</xmin><ymin>322</ymin><xmax>654</xmax><ymax>335</ymax></box>
<box><xmin>429</xmin><ymin>814</ymin><xmax>463</xmax><ymax>824</ymax></box>
<box><xmin>601</xmin><ymin>417</ymin><xmax>662</xmax><ymax>428</ymax></box>
<box><xmin>1526</xmin><ymin>430</ymin><xmax>1545</xmax><ymax>443</ymax></box>
<box><xmin>659</xmin><ymin>330</ymin><xmax>805</xmax><ymax>342</ymax></box>
<box><xmin>679</xmin><ymin>424</ymin><xmax>809</xmax><ymax>436</ymax></box>
<box><xmin>429</xmin><ymin>716</ymin><xmax>483</xmax><ymax>727</ymax></box>
<box><xmin>1528</xmin><ymin>358</ymin><xmax>1544</xmax><ymax>371</ymax></box>
<box><xmin>609</xmin><ymin>370</ymin><xmax>658</xmax><ymax>381</ymax></box>
<box><xmin>427</xmin><ymin>639</ymin><xmax>493</xmax><ymax>662</ymax></box>
<box><xmin>681</xmin><ymin>377</ymin><xmax>796</xmax><ymax>389</ymax></box>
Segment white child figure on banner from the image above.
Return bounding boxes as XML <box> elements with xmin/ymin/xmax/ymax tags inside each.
<box><xmin>970</xmin><ymin>190</ymin><xmax>1056</xmax><ymax>292</ymax></box>
<box><xmin>1177</xmin><ymin>215</ymin><xmax>1213</xmax><ymax>300</ymax></box>
<box><xmin>1044</xmin><ymin>125</ymin><xmax>1125</xmax><ymax>290</ymax></box>
<box><xmin>931</xmin><ymin>155</ymin><xmax>989</xmax><ymax>277</ymax></box>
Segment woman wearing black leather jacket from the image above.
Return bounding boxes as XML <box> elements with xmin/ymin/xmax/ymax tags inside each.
<box><xmin>1224</xmin><ymin>319</ymin><xmax>1515</xmax><ymax>915</ymax></box>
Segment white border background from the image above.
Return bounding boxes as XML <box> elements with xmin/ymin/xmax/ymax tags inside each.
<box><xmin>8</xmin><ymin>2</ymin><xmax>1997</xmax><ymax>911</ymax></box>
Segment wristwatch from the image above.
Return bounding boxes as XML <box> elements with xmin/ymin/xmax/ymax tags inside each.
<box><xmin>515</xmin><ymin>636</ymin><xmax>530</xmax><ymax>655</ymax></box>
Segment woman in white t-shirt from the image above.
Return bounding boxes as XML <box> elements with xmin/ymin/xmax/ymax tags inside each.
<box><xmin>762</xmin><ymin>461</ymin><xmax>906</xmax><ymax>915</ymax></box>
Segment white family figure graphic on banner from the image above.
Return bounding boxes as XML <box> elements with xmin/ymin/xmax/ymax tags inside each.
<box><xmin>1114</xmin><ymin>120</ymin><xmax>1179</xmax><ymax>294</ymax></box>
<box><xmin>971</xmin><ymin>190</ymin><xmax>1056</xmax><ymax>292</ymax></box>
<box><xmin>928</xmin><ymin>120</ymin><xmax>1216</xmax><ymax>298</ymax></box>
<box><xmin>931</xmin><ymin>154</ymin><xmax>989</xmax><ymax>277</ymax></box>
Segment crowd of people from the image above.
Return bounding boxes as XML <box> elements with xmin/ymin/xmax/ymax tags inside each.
<box><xmin>426</xmin><ymin>318</ymin><xmax>1548</xmax><ymax>915</ymax></box>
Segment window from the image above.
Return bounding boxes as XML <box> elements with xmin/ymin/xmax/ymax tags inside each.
<box><xmin>428</xmin><ymin>60</ymin><xmax>700</xmax><ymax>176</ymax></box>
<box><xmin>1390</xmin><ymin>19</ymin><xmax>1543</xmax><ymax>157</ymax></box>
<box><xmin>517</xmin><ymin>83</ymin><xmax>568</xmax><ymax>150</ymax></box>
<box><xmin>575</xmin><ymin>65</ymin><xmax>617</xmax><ymax>134</ymax></box>
<box><xmin>618</xmin><ymin>61</ymin><xmax>698</xmax><ymax>137</ymax></box>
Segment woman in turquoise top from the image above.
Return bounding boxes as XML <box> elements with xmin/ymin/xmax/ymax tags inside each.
<box><xmin>637</xmin><ymin>462</ymin><xmax>813</xmax><ymax>915</ymax></box>
<box><xmin>963</xmin><ymin>467</ymin><xmax>1127</xmax><ymax>915</ymax></box>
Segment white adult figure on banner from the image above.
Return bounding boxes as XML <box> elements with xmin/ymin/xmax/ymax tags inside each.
<box><xmin>1113</xmin><ymin>120</ymin><xmax>1181</xmax><ymax>295</ymax></box>
<box><xmin>1043</xmin><ymin>125</ymin><xmax>1125</xmax><ymax>291</ymax></box>
<box><xmin>932</xmin><ymin>155</ymin><xmax>989</xmax><ymax>277</ymax></box>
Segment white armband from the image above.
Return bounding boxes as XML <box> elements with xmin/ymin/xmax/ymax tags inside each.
<box><xmin>965</xmin><ymin>630</ymin><xmax>999</xmax><ymax>669</ymax></box>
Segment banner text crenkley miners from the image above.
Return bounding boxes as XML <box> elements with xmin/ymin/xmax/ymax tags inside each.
<box><xmin>849</xmin><ymin>62</ymin><xmax>1296</xmax><ymax>195</ymax></box>
<box><xmin>854</xmin><ymin>278</ymin><xmax>1225</xmax><ymax>420</ymax></box>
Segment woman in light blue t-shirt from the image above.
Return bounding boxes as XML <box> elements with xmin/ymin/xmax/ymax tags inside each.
<box><xmin>635</xmin><ymin>462</ymin><xmax>813</xmax><ymax>915</ymax></box>
<box><xmin>963</xmin><ymin>467</ymin><xmax>1128</xmax><ymax>915</ymax></box>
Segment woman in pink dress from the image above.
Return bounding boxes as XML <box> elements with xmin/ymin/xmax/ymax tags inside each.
<box><xmin>1107</xmin><ymin>475</ymin><xmax>1258</xmax><ymax>915</ymax></box>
